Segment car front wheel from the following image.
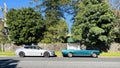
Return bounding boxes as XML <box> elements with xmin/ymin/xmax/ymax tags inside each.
<box><xmin>19</xmin><ymin>52</ymin><xmax>25</xmax><ymax>57</ymax></box>
<box><xmin>68</xmin><ymin>52</ymin><xmax>73</xmax><ymax>58</ymax></box>
<box><xmin>44</xmin><ymin>52</ymin><xmax>50</xmax><ymax>57</ymax></box>
<box><xmin>92</xmin><ymin>53</ymin><xmax>98</xmax><ymax>58</ymax></box>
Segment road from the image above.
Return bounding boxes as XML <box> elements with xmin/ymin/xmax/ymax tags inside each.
<box><xmin>0</xmin><ymin>57</ymin><xmax>120</xmax><ymax>68</ymax></box>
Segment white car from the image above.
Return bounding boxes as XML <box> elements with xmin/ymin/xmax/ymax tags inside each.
<box><xmin>15</xmin><ymin>45</ymin><xmax>55</xmax><ymax>57</ymax></box>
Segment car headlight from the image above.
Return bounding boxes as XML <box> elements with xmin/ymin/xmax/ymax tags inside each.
<box><xmin>49</xmin><ymin>51</ymin><xmax>55</xmax><ymax>54</ymax></box>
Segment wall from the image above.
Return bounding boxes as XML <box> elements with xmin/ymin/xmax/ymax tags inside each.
<box><xmin>1</xmin><ymin>42</ymin><xmax>120</xmax><ymax>52</ymax></box>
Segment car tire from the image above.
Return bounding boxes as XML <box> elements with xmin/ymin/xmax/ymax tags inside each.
<box><xmin>19</xmin><ymin>52</ymin><xmax>25</xmax><ymax>57</ymax></box>
<box><xmin>92</xmin><ymin>53</ymin><xmax>98</xmax><ymax>58</ymax></box>
<box><xmin>68</xmin><ymin>52</ymin><xmax>73</xmax><ymax>58</ymax></box>
<box><xmin>62</xmin><ymin>55</ymin><xmax>67</xmax><ymax>57</ymax></box>
<box><xmin>44</xmin><ymin>52</ymin><xmax>50</xmax><ymax>57</ymax></box>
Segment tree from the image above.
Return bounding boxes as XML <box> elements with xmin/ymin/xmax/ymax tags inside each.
<box><xmin>40</xmin><ymin>10</ymin><xmax>68</xmax><ymax>43</ymax></box>
<box><xmin>0</xmin><ymin>18</ymin><xmax>10</xmax><ymax>51</ymax></box>
<box><xmin>109</xmin><ymin>0</ymin><xmax>120</xmax><ymax>43</ymax></box>
<box><xmin>72</xmin><ymin>0</ymin><xmax>115</xmax><ymax>51</ymax></box>
<box><xmin>41</xmin><ymin>18</ymin><xmax>68</xmax><ymax>43</ymax></box>
<box><xmin>110</xmin><ymin>9</ymin><xmax>120</xmax><ymax>43</ymax></box>
<box><xmin>31</xmin><ymin>0</ymin><xmax>69</xmax><ymax>43</ymax></box>
<box><xmin>6</xmin><ymin>8</ymin><xmax>44</xmax><ymax>45</ymax></box>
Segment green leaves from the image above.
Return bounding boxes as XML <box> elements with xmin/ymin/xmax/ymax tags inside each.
<box><xmin>98</xmin><ymin>35</ymin><xmax>107</xmax><ymax>42</ymax></box>
<box><xmin>89</xmin><ymin>27</ymin><xmax>105</xmax><ymax>35</ymax></box>
<box><xmin>6</xmin><ymin>8</ymin><xmax>44</xmax><ymax>45</ymax></box>
<box><xmin>31</xmin><ymin>0</ymin><xmax>69</xmax><ymax>43</ymax></box>
<box><xmin>72</xmin><ymin>0</ymin><xmax>115</xmax><ymax>51</ymax></box>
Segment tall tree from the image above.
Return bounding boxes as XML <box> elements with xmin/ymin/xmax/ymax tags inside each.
<box><xmin>31</xmin><ymin>0</ymin><xmax>69</xmax><ymax>43</ymax></box>
<box><xmin>72</xmin><ymin>0</ymin><xmax>115</xmax><ymax>51</ymax></box>
<box><xmin>109</xmin><ymin>0</ymin><xmax>120</xmax><ymax>43</ymax></box>
<box><xmin>109</xmin><ymin>9</ymin><xmax>120</xmax><ymax>43</ymax></box>
<box><xmin>6</xmin><ymin>8</ymin><xmax>44</xmax><ymax>45</ymax></box>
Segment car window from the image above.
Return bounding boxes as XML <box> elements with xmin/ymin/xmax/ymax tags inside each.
<box><xmin>24</xmin><ymin>46</ymin><xmax>31</xmax><ymax>49</ymax></box>
<box><xmin>32</xmin><ymin>46</ymin><xmax>42</xmax><ymax>49</ymax></box>
<box><xmin>24</xmin><ymin>46</ymin><xmax>33</xmax><ymax>49</ymax></box>
<box><xmin>24</xmin><ymin>46</ymin><xmax>42</xmax><ymax>49</ymax></box>
<box><xmin>36</xmin><ymin>46</ymin><xmax>42</xmax><ymax>49</ymax></box>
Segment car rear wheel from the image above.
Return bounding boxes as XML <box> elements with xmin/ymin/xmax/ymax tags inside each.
<box><xmin>19</xmin><ymin>52</ymin><xmax>25</xmax><ymax>57</ymax></box>
<box><xmin>68</xmin><ymin>52</ymin><xmax>73</xmax><ymax>58</ymax></box>
<box><xmin>92</xmin><ymin>53</ymin><xmax>98</xmax><ymax>58</ymax></box>
<box><xmin>44</xmin><ymin>52</ymin><xmax>50</xmax><ymax>57</ymax></box>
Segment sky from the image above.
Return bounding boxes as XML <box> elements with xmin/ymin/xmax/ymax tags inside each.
<box><xmin>0</xmin><ymin>0</ymin><xmax>32</xmax><ymax>17</ymax></box>
<box><xmin>0</xmin><ymin>0</ymin><xmax>73</xmax><ymax>33</ymax></box>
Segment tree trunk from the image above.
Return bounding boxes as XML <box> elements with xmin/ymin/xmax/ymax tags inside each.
<box><xmin>1</xmin><ymin>44</ymin><xmax>5</xmax><ymax>52</ymax></box>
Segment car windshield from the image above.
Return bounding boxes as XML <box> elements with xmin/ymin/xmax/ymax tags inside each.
<box><xmin>36</xmin><ymin>46</ymin><xmax>42</xmax><ymax>49</ymax></box>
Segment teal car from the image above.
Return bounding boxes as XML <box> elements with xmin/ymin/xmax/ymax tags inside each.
<box><xmin>62</xmin><ymin>49</ymin><xmax>100</xmax><ymax>58</ymax></box>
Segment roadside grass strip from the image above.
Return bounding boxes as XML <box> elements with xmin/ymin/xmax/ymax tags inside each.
<box><xmin>100</xmin><ymin>52</ymin><xmax>120</xmax><ymax>56</ymax></box>
<box><xmin>0</xmin><ymin>51</ymin><xmax>15</xmax><ymax>56</ymax></box>
<box><xmin>0</xmin><ymin>51</ymin><xmax>120</xmax><ymax>57</ymax></box>
<box><xmin>55</xmin><ymin>51</ymin><xmax>62</xmax><ymax>57</ymax></box>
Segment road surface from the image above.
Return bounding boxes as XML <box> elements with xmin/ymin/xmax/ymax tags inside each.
<box><xmin>0</xmin><ymin>57</ymin><xmax>120</xmax><ymax>68</ymax></box>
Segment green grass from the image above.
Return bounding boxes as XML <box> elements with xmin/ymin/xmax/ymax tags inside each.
<box><xmin>55</xmin><ymin>51</ymin><xmax>62</xmax><ymax>57</ymax></box>
<box><xmin>100</xmin><ymin>52</ymin><xmax>120</xmax><ymax>56</ymax></box>
<box><xmin>0</xmin><ymin>51</ymin><xmax>120</xmax><ymax>57</ymax></box>
<box><xmin>0</xmin><ymin>51</ymin><xmax>15</xmax><ymax>56</ymax></box>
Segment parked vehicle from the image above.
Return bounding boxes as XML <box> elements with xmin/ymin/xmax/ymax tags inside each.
<box><xmin>15</xmin><ymin>45</ymin><xmax>55</xmax><ymax>57</ymax></box>
<box><xmin>62</xmin><ymin>49</ymin><xmax>100</xmax><ymax>58</ymax></box>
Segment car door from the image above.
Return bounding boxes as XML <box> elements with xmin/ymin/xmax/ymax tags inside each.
<box><xmin>74</xmin><ymin>50</ymin><xmax>84</xmax><ymax>56</ymax></box>
<box><xmin>24</xmin><ymin>46</ymin><xmax>34</xmax><ymax>56</ymax></box>
<box><xmin>74</xmin><ymin>50</ymin><xmax>90</xmax><ymax>56</ymax></box>
<box><xmin>31</xmin><ymin>46</ymin><xmax>43</xmax><ymax>56</ymax></box>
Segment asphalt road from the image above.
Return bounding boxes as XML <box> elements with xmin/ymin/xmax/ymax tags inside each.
<box><xmin>0</xmin><ymin>57</ymin><xmax>120</xmax><ymax>68</ymax></box>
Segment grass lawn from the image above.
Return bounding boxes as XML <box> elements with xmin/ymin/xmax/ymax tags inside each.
<box><xmin>0</xmin><ymin>51</ymin><xmax>15</xmax><ymax>56</ymax></box>
<box><xmin>0</xmin><ymin>51</ymin><xmax>120</xmax><ymax>57</ymax></box>
<box><xmin>55</xmin><ymin>51</ymin><xmax>63</xmax><ymax>57</ymax></box>
<box><xmin>100</xmin><ymin>52</ymin><xmax>120</xmax><ymax>56</ymax></box>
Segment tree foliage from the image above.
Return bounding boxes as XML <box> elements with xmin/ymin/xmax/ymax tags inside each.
<box><xmin>31</xmin><ymin>0</ymin><xmax>69</xmax><ymax>43</ymax></box>
<box><xmin>41</xmin><ymin>10</ymin><xmax>68</xmax><ymax>43</ymax></box>
<box><xmin>111</xmin><ymin>9</ymin><xmax>120</xmax><ymax>43</ymax></box>
<box><xmin>109</xmin><ymin>0</ymin><xmax>120</xmax><ymax>43</ymax></box>
<box><xmin>72</xmin><ymin>0</ymin><xmax>115</xmax><ymax>51</ymax></box>
<box><xmin>6</xmin><ymin>8</ymin><xmax>44</xmax><ymax>45</ymax></box>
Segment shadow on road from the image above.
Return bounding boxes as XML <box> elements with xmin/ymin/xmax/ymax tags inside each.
<box><xmin>0</xmin><ymin>59</ymin><xmax>19</xmax><ymax>68</ymax></box>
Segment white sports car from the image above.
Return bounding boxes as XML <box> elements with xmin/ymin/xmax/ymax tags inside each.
<box><xmin>15</xmin><ymin>45</ymin><xmax>55</xmax><ymax>57</ymax></box>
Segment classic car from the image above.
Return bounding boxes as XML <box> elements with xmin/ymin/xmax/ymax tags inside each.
<box><xmin>15</xmin><ymin>45</ymin><xmax>55</xmax><ymax>57</ymax></box>
<box><xmin>62</xmin><ymin>49</ymin><xmax>100</xmax><ymax>58</ymax></box>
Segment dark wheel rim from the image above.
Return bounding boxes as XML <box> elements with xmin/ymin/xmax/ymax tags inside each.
<box><xmin>68</xmin><ymin>53</ymin><xmax>73</xmax><ymax>57</ymax></box>
<box><xmin>19</xmin><ymin>52</ymin><xmax>25</xmax><ymax>57</ymax></box>
<box><xmin>44</xmin><ymin>52</ymin><xmax>50</xmax><ymax>57</ymax></box>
